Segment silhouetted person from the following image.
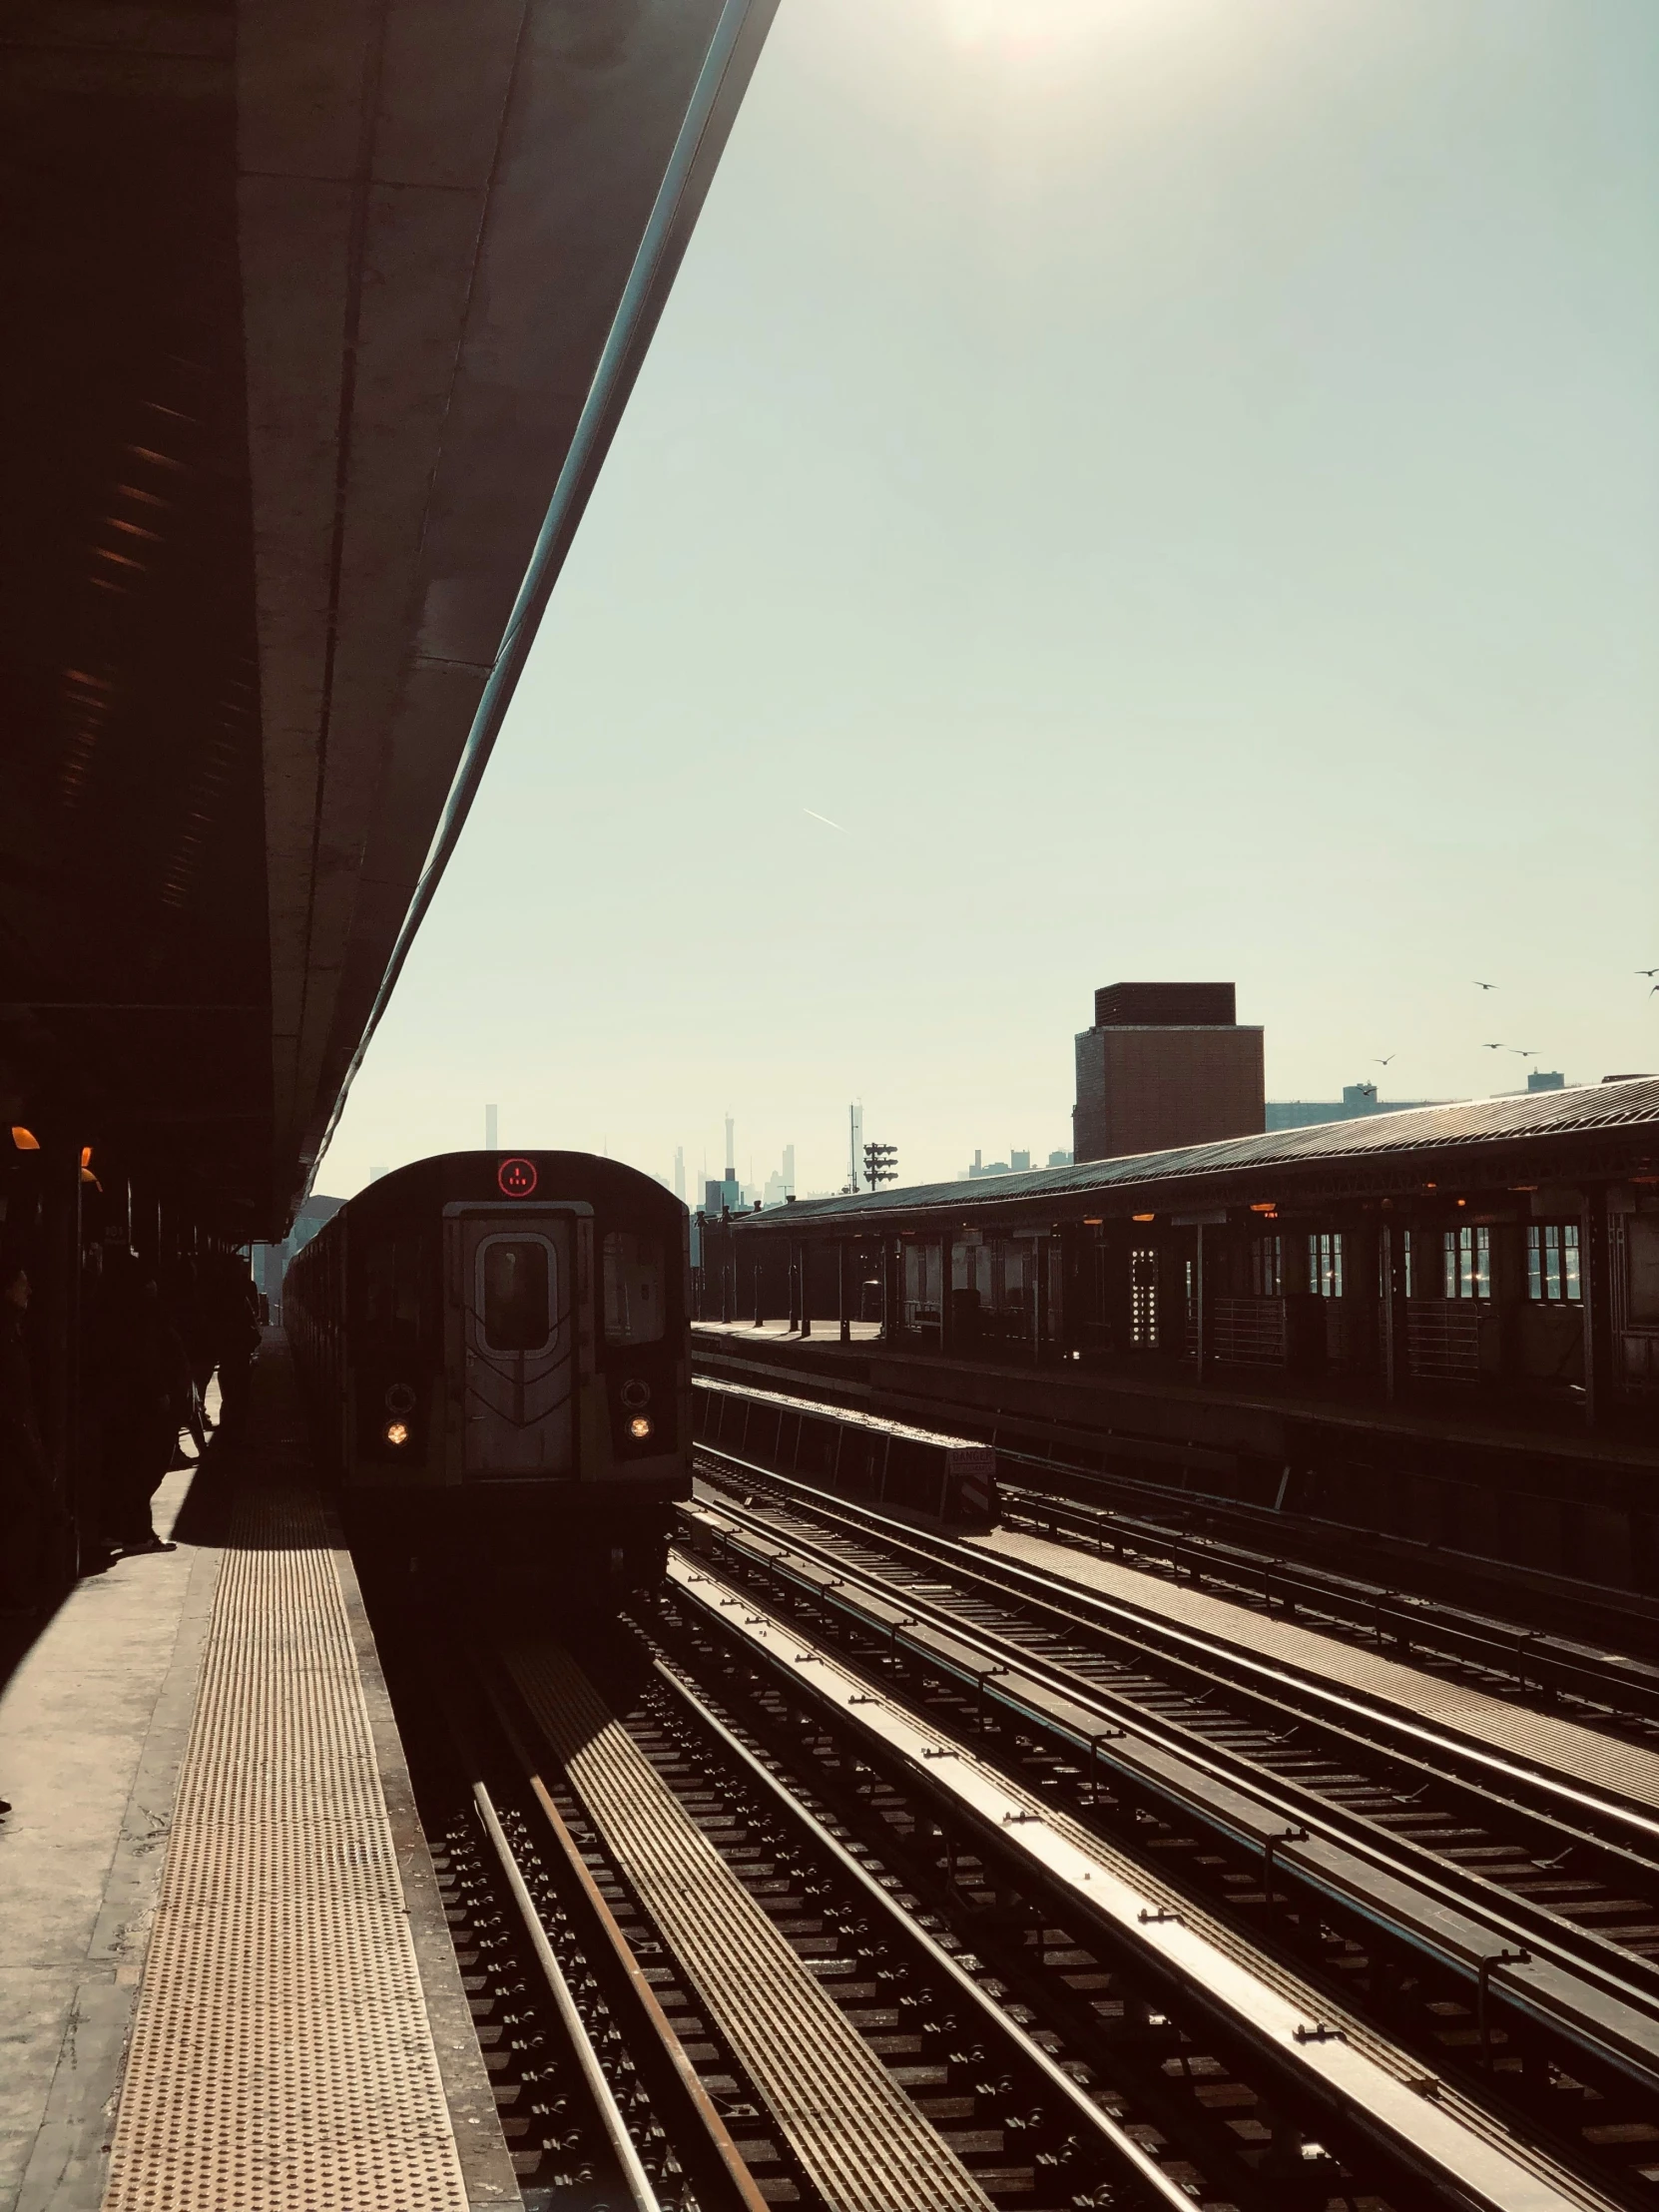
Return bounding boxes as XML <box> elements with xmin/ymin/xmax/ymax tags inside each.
<box><xmin>0</xmin><ymin>1260</ymin><xmax>52</xmax><ymax>1614</ymax></box>
<box><xmin>102</xmin><ymin>1273</ymin><xmax>190</xmax><ymax>1554</ymax></box>
<box><xmin>176</xmin><ymin>1259</ymin><xmax>212</xmax><ymax>1451</ymax></box>
<box><xmin>211</xmin><ymin>1255</ymin><xmax>261</xmax><ymax>1438</ymax></box>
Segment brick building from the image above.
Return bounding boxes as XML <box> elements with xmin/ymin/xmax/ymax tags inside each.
<box><xmin>1073</xmin><ymin>981</ymin><xmax>1264</xmax><ymax>1162</ymax></box>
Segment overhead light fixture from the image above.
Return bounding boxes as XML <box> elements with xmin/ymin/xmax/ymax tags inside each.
<box><xmin>1132</xmin><ymin>1213</ymin><xmax>1155</xmax><ymax>1224</ymax></box>
<box><xmin>10</xmin><ymin>1127</ymin><xmax>39</xmax><ymax>1152</ymax></box>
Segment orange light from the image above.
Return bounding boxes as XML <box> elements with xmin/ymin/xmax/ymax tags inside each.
<box><xmin>1132</xmin><ymin>1213</ymin><xmax>1155</xmax><ymax>1224</ymax></box>
<box><xmin>10</xmin><ymin>1127</ymin><xmax>40</xmax><ymax>1152</ymax></box>
<box><xmin>1082</xmin><ymin>1217</ymin><xmax>1104</xmax><ymax>1227</ymax></box>
<box><xmin>80</xmin><ymin>1146</ymin><xmax>93</xmax><ymax>1168</ymax></box>
<box><xmin>1455</xmin><ymin>1198</ymin><xmax>1466</xmax><ymax>1208</ymax></box>
<box><xmin>1422</xmin><ymin>1182</ymin><xmax>1436</xmax><ymax>1191</ymax></box>
<box><xmin>1249</xmin><ymin>1202</ymin><xmax>1277</xmax><ymax>1214</ymax></box>
<box><xmin>629</xmin><ymin>1415</ymin><xmax>653</xmax><ymax>1441</ymax></box>
<box><xmin>384</xmin><ymin>1421</ymin><xmax>410</xmax><ymax>1446</ymax></box>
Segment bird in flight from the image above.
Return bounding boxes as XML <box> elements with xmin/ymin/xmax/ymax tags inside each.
<box><xmin>1375</xmin><ymin>1054</ymin><xmax>1395</xmax><ymax>1066</ymax></box>
<box><xmin>1506</xmin><ymin>1046</ymin><xmax>1536</xmax><ymax>1057</ymax></box>
<box><xmin>1637</xmin><ymin>967</ymin><xmax>1659</xmax><ymax>978</ymax></box>
<box><xmin>1481</xmin><ymin>1042</ymin><xmax>1506</xmax><ymax>1051</ymax></box>
<box><xmin>1473</xmin><ymin>980</ymin><xmax>1497</xmax><ymax>991</ymax></box>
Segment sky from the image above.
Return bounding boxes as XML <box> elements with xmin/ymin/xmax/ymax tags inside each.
<box><xmin>320</xmin><ymin>0</ymin><xmax>1659</xmax><ymax>1202</ymax></box>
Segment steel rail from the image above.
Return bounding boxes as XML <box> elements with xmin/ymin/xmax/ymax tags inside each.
<box><xmin>697</xmin><ymin>1441</ymin><xmax>1659</xmax><ymax>1857</ymax></box>
<box><xmin>996</xmin><ymin>1478</ymin><xmax>1659</xmax><ymax>1728</ymax></box>
<box><xmin>474</xmin><ymin>1654</ymin><xmax>775</xmax><ymax>2212</ymax></box>
<box><xmin>685</xmin><ymin>1468</ymin><xmax>1659</xmax><ymax>2101</ymax></box>
<box><xmin>668</xmin><ymin>1551</ymin><xmax>1617</xmax><ymax>2212</ymax></box>
<box><xmin>686</xmin><ymin>1488</ymin><xmax>1659</xmax><ymax>2112</ymax></box>
<box><xmin>471</xmin><ymin>1779</ymin><xmax>663</xmax><ymax>2212</ymax></box>
<box><xmin>645</xmin><ymin>1649</ymin><xmax>1199</xmax><ymax>2212</ymax></box>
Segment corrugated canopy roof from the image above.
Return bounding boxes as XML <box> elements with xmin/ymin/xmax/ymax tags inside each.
<box><xmin>742</xmin><ymin>1078</ymin><xmax>1659</xmax><ymax>1231</ymax></box>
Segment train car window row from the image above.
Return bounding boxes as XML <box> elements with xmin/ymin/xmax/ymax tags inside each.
<box><xmin>603</xmin><ymin>1231</ymin><xmax>665</xmax><ymax>1346</ymax></box>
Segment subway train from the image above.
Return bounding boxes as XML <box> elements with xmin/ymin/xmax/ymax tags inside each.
<box><xmin>285</xmin><ymin>1151</ymin><xmax>689</xmax><ymax>1596</ymax></box>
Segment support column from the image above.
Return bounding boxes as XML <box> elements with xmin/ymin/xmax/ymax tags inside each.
<box><xmin>753</xmin><ymin>1252</ymin><xmax>765</xmax><ymax>1328</ymax></box>
<box><xmin>788</xmin><ymin>1244</ymin><xmax>801</xmax><ymax>1332</ymax></box>
<box><xmin>1381</xmin><ymin>1220</ymin><xmax>1397</xmax><ymax>1402</ymax></box>
<box><xmin>838</xmin><ymin>1242</ymin><xmax>850</xmax><ymax>1345</ymax></box>
<box><xmin>1582</xmin><ymin>1198</ymin><xmax>1603</xmax><ymax>1428</ymax></box>
<box><xmin>37</xmin><ymin>1135</ymin><xmax>86</xmax><ymax>1572</ymax></box>
<box><xmin>1195</xmin><ymin>1223</ymin><xmax>1207</xmax><ymax>1380</ymax></box>
<box><xmin>800</xmin><ymin>1244</ymin><xmax>813</xmax><ymax>1339</ymax></box>
<box><xmin>938</xmin><ymin>1237</ymin><xmax>954</xmax><ymax>1357</ymax></box>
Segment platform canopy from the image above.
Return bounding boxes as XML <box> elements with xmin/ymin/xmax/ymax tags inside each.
<box><xmin>0</xmin><ymin>0</ymin><xmax>774</xmax><ymax>1236</ymax></box>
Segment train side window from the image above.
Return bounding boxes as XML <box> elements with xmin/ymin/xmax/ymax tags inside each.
<box><xmin>478</xmin><ymin>1237</ymin><xmax>553</xmax><ymax>1353</ymax></box>
<box><xmin>363</xmin><ymin>1237</ymin><xmax>423</xmax><ymax>1343</ymax></box>
<box><xmin>364</xmin><ymin>1241</ymin><xmax>395</xmax><ymax>1333</ymax></box>
<box><xmin>1629</xmin><ymin>1216</ymin><xmax>1659</xmax><ymax>1323</ymax></box>
<box><xmin>604</xmin><ymin>1232</ymin><xmax>665</xmax><ymax>1345</ymax></box>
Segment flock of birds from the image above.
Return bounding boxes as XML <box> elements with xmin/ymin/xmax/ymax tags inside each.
<box><xmin>1367</xmin><ymin>974</ymin><xmax>1658</xmax><ymax>1077</ymax></box>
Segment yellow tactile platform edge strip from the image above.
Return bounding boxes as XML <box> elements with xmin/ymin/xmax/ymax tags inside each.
<box><xmin>504</xmin><ymin>1638</ymin><xmax>994</xmax><ymax>2212</ymax></box>
<box><xmin>102</xmin><ymin>1490</ymin><xmax>467</xmax><ymax>2212</ymax></box>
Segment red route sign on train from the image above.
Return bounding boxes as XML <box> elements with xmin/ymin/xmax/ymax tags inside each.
<box><xmin>497</xmin><ymin>1157</ymin><xmax>538</xmax><ymax>1198</ymax></box>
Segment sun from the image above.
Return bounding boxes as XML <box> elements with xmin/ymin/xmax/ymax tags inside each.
<box><xmin>933</xmin><ymin>0</ymin><xmax>1218</xmax><ymax>63</ymax></box>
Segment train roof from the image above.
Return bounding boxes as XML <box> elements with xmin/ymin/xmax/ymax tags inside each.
<box><xmin>734</xmin><ymin>1077</ymin><xmax>1659</xmax><ymax>1232</ymax></box>
<box><xmin>329</xmin><ymin>1150</ymin><xmax>686</xmax><ymax>1215</ymax></box>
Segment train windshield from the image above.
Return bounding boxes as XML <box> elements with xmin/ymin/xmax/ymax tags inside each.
<box><xmin>478</xmin><ymin>1237</ymin><xmax>553</xmax><ymax>1353</ymax></box>
<box><xmin>603</xmin><ymin>1231</ymin><xmax>665</xmax><ymax>1345</ymax></box>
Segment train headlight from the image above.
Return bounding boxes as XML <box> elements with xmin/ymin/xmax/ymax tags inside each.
<box><xmin>384</xmin><ymin>1420</ymin><xmax>410</xmax><ymax>1446</ymax></box>
<box><xmin>629</xmin><ymin>1415</ymin><xmax>652</xmax><ymax>1441</ymax></box>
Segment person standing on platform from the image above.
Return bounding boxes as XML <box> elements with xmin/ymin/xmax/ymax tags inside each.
<box><xmin>0</xmin><ymin>1258</ymin><xmax>52</xmax><ymax>1614</ymax></box>
<box><xmin>102</xmin><ymin>1273</ymin><xmax>189</xmax><ymax>1555</ymax></box>
<box><xmin>211</xmin><ymin>1253</ymin><xmax>261</xmax><ymax>1439</ymax></box>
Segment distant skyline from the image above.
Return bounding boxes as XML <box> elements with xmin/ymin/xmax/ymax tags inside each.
<box><xmin>320</xmin><ymin>0</ymin><xmax>1659</xmax><ymax>1203</ymax></box>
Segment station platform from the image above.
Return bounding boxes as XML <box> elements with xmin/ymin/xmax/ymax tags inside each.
<box><xmin>0</xmin><ymin>1337</ymin><xmax>517</xmax><ymax>2212</ymax></box>
<box><xmin>966</xmin><ymin>1522</ymin><xmax>1659</xmax><ymax>1822</ymax></box>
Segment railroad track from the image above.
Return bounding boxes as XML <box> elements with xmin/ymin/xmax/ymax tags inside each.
<box><xmin>656</xmin><ymin>1544</ymin><xmax>1624</xmax><ymax>2212</ymax></box>
<box><xmin>691</xmin><ymin>1350</ymin><xmax>1659</xmax><ymax>1693</ymax></box>
<box><xmin>686</xmin><ymin>1443</ymin><xmax>1659</xmax><ymax>2206</ymax></box>
<box><xmin>993</xmin><ymin>1476</ymin><xmax>1659</xmax><ymax>1739</ymax></box>
<box><xmin>364</xmin><ymin>1500</ymin><xmax>1659</xmax><ymax>2209</ymax></box>
<box><xmin>387</xmin><ymin>1580</ymin><xmax>1203</xmax><ymax>2208</ymax></box>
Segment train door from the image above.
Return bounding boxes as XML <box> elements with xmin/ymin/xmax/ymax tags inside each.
<box><xmin>443</xmin><ymin>1205</ymin><xmax>590</xmax><ymax>1477</ymax></box>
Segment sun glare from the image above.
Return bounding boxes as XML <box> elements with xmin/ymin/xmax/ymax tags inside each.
<box><xmin>934</xmin><ymin>0</ymin><xmax>1215</xmax><ymax>62</ymax></box>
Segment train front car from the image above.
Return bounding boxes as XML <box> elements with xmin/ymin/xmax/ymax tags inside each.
<box><xmin>288</xmin><ymin>1151</ymin><xmax>689</xmax><ymax>1600</ymax></box>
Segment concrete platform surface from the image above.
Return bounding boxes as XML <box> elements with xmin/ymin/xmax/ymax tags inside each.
<box><xmin>0</xmin><ymin>1341</ymin><xmax>517</xmax><ymax>2212</ymax></box>
<box><xmin>0</xmin><ymin>1471</ymin><xmax>212</xmax><ymax>2212</ymax></box>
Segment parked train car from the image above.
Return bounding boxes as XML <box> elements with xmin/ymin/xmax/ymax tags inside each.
<box><xmin>286</xmin><ymin>1151</ymin><xmax>689</xmax><ymax>1595</ymax></box>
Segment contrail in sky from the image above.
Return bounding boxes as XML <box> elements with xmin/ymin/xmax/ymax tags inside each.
<box><xmin>803</xmin><ymin>808</ymin><xmax>845</xmax><ymax>831</ymax></box>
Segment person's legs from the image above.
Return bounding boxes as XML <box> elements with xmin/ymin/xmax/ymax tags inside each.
<box><xmin>0</xmin><ymin>1471</ymin><xmax>43</xmax><ymax>1609</ymax></box>
<box><xmin>218</xmin><ymin>1353</ymin><xmax>253</xmax><ymax>1437</ymax></box>
<box><xmin>106</xmin><ymin>1418</ymin><xmax>174</xmax><ymax>1550</ymax></box>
